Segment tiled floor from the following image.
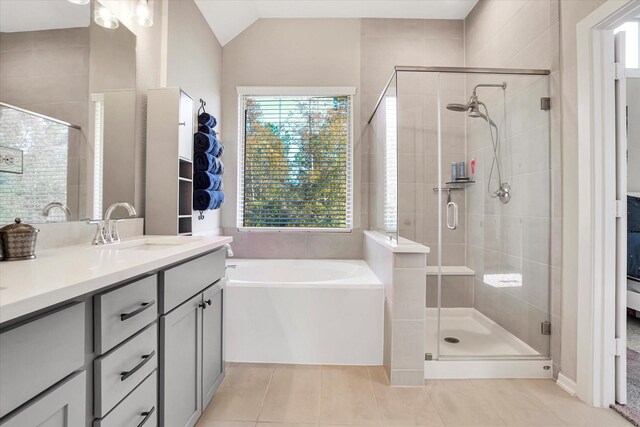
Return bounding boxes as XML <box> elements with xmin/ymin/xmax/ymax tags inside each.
<box><xmin>197</xmin><ymin>363</ymin><xmax>631</xmax><ymax>427</ymax></box>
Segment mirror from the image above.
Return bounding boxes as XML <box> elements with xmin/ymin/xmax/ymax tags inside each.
<box><xmin>0</xmin><ymin>0</ymin><xmax>136</xmax><ymax>224</ymax></box>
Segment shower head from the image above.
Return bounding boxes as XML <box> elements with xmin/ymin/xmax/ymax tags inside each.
<box><xmin>445</xmin><ymin>103</ymin><xmax>471</xmax><ymax>112</ymax></box>
<box><xmin>467</xmin><ymin>105</ymin><xmax>483</xmax><ymax>118</ymax></box>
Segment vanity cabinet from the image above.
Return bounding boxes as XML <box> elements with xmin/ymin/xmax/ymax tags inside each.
<box><xmin>0</xmin><ymin>245</ymin><xmax>227</xmax><ymax>427</ymax></box>
<box><xmin>0</xmin><ymin>302</ymin><xmax>85</xmax><ymax>419</ymax></box>
<box><xmin>202</xmin><ymin>285</ymin><xmax>224</xmax><ymax>408</ymax></box>
<box><xmin>159</xmin><ymin>249</ymin><xmax>226</xmax><ymax>427</ymax></box>
<box><xmin>0</xmin><ymin>371</ymin><xmax>86</xmax><ymax>427</ymax></box>
<box><xmin>160</xmin><ymin>293</ymin><xmax>202</xmax><ymax>427</ymax></box>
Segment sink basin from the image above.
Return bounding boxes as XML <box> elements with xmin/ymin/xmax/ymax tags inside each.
<box><xmin>105</xmin><ymin>237</ymin><xmax>198</xmax><ymax>251</ymax></box>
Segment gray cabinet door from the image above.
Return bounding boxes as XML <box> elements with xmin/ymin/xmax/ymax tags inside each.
<box><xmin>159</xmin><ymin>294</ymin><xmax>202</xmax><ymax>427</ymax></box>
<box><xmin>0</xmin><ymin>371</ymin><xmax>86</xmax><ymax>427</ymax></box>
<box><xmin>202</xmin><ymin>284</ymin><xmax>224</xmax><ymax>409</ymax></box>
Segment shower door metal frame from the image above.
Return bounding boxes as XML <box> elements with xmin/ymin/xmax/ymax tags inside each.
<box><xmin>367</xmin><ymin>66</ymin><xmax>550</xmax><ymax>125</ymax></box>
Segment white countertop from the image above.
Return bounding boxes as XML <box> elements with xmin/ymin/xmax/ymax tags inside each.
<box><xmin>0</xmin><ymin>235</ymin><xmax>232</xmax><ymax>324</ymax></box>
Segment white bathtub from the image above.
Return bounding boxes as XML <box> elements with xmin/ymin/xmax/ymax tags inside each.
<box><xmin>224</xmin><ymin>259</ymin><xmax>384</xmax><ymax>365</ymax></box>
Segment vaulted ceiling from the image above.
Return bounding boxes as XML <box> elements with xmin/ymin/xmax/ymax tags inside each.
<box><xmin>195</xmin><ymin>0</ymin><xmax>479</xmax><ymax>46</ymax></box>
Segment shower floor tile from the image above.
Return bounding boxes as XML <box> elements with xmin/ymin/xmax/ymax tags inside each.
<box><xmin>425</xmin><ymin>308</ymin><xmax>541</xmax><ymax>358</ymax></box>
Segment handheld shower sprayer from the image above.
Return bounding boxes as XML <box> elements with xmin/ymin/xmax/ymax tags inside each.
<box><xmin>445</xmin><ymin>81</ymin><xmax>510</xmax><ymax>203</ymax></box>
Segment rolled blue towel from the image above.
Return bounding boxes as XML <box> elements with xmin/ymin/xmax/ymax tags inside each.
<box><xmin>198</xmin><ymin>124</ymin><xmax>213</xmax><ymax>134</ymax></box>
<box><xmin>212</xmin><ymin>191</ymin><xmax>225</xmax><ymax>209</ymax></box>
<box><xmin>194</xmin><ymin>171</ymin><xmax>222</xmax><ymax>191</ymax></box>
<box><xmin>193</xmin><ymin>190</ymin><xmax>213</xmax><ymax>211</ymax></box>
<box><xmin>198</xmin><ymin>112</ymin><xmax>217</xmax><ymax>128</ymax></box>
<box><xmin>214</xmin><ymin>158</ymin><xmax>224</xmax><ymax>175</ymax></box>
<box><xmin>194</xmin><ymin>152</ymin><xmax>214</xmax><ymax>172</ymax></box>
<box><xmin>211</xmin><ymin>137</ymin><xmax>223</xmax><ymax>157</ymax></box>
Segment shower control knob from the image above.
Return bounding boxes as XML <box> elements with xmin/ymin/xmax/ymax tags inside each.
<box><xmin>498</xmin><ymin>182</ymin><xmax>511</xmax><ymax>204</ymax></box>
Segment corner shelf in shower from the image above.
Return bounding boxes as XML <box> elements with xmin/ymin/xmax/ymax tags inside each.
<box><xmin>426</xmin><ymin>266</ymin><xmax>475</xmax><ymax>276</ymax></box>
<box><xmin>444</xmin><ymin>180</ymin><xmax>476</xmax><ymax>186</ymax></box>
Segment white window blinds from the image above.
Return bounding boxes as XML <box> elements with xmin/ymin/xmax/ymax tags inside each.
<box><xmin>238</xmin><ymin>91</ymin><xmax>353</xmax><ymax>231</ymax></box>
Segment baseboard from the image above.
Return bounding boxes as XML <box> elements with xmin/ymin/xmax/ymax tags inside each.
<box><xmin>425</xmin><ymin>359</ymin><xmax>553</xmax><ymax>379</ymax></box>
<box><xmin>557</xmin><ymin>372</ymin><xmax>577</xmax><ymax>396</ymax></box>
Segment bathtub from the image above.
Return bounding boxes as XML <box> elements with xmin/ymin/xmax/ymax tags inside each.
<box><xmin>224</xmin><ymin>259</ymin><xmax>384</xmax><ymax>365</ymax></box>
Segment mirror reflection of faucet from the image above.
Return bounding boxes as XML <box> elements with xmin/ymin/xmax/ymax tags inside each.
<box><xmin>42</xmin><ymin>202</ymin><xmax>72</xmax><ymax>222</ymax></box>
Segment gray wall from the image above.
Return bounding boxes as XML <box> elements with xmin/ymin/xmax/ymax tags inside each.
<box><xmin>628</xmin><ymin>78</ymin><xmax>640</xmax><ymax>193</ymax></box>
<box><xmin>166</xmin><ymin>0</ymin><xmax>224</xmax><ymax>235</ymax></box>
<box><xmin>104</xmin><ymin>0</ymin><xmax>223</xmax><ymax>234</ymax></box>
<box><xmin>221</xmin><ymin>18</ymin><xmax>363</xmax><ymax>258</ymax></box>
<box><xmin>221</xmin><ymin>18</ymin><xmax>467</xmax><ymax>258</ymax></box>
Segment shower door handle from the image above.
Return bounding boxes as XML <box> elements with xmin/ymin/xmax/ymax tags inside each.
<box><xmin>446</xmin><ymin>201</ymin><xmax>458</xmax><ymax>230</ymax></box>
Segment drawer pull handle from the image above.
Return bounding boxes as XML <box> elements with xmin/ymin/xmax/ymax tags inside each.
<box><xmin>199</xmin><ymin>303</ymin><xmax>207</xmax><ymax>310</ymax></box>
<box><xmin>121</xmin><ymin>350</ymin><xmax>155</xmax><ymax>381</ymax></box>
<box><xmin>205</xmin><ymin>299</ymin><xmax>212</xmax><ymax>306</ymax></box>
<box><xmin>120</xmin><ymin>300</ymin><xmax>156</xmax><ymax>321</ymax></box>
<box><xmin>137</xmin><ymin>406</ymin><xmax>155</xmax><ymax>427</ymax></box>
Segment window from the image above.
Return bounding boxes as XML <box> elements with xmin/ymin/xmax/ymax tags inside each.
<box><xmin>615</xmin><ymin>20</ymin><xmax>639</xmax><ymax>69</ymax></box>
<box><xmin>91</xmin><ymin>94</ymin><xmax>104</xmax><ymax>220</ymax></box>
<box><xmin>237</xmin><ymin>87</ymin><xmax>355</xmax><ymax>231</ymax></box>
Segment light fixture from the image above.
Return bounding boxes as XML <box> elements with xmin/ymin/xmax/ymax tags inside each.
<box><xmin>94</xmin><ymin>2</ymin><xmax>119</xmax><ymax>29</ymax></box>
<box><xmin>135</xmin><ymin>0</ymin><xmax>154</xmax><ymax>27</ymax></box>
<box><xmin>67</xmin><ymin>0</ymin><xmax>90</xmax><ymax>4</ymax></box>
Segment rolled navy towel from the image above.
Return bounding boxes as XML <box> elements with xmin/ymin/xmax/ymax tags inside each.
<box><xmin>216</xmin><ymin>142</ymin><xmax>224</xmax><ymax>158</ymax></box>
<box><xmin>194</xmin><ymin>171</ymin><xmax>222</xmax><ymax>191</ymax></box>
<box><xmin>198</xmin><ymin>124</ymin><xmax>213</xmax><ymax>134</ymax></box>
<box><xmin>198</xmin><ymin>112</ymin><xmax>217</xmax><ymax>128</ymax></box>
<box><xmin>193</xmin><ymin>190</ymin><xmax>213</xmax><ymax>211</ymax></box>
<box><xmin>194</xmin><ymin>132</ymin><xmax>214</xmax><ymax>154</ymax></box>
<box><xmin>194</xmin><ymin>152</ymin><xmax>213</xmax><ymax>172</ymax></box>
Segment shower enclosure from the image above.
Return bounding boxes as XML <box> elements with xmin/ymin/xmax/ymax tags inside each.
<box><xmin>368</xmin><ymin>66</ymin><xmax>553</xmax><ymax>378</ymax></box>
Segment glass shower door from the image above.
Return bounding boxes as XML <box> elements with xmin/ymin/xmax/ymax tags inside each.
<box><xmin>395</xmin><ymin>69</ymin><xmax>553</xmax><ymax>362</ymax></box>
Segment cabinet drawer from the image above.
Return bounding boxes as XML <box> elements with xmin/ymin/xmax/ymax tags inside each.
<box><xmin>0</xmin><ymin>371</ymin><xmax>86</xmax><ymax>427</ymax></box>
<box><xmin>0</xmin><ymin>302</ymin><xmax>85</xmax><ymax>418</ymax></box>
<box><xmin>94</xmin><ymin>371</ymin><xmax>157</xmax><ymax>427</ymax></box>
<box><xmin>94</xmin><ymin>323</ymin><xmax>157</xmax><ymax>418</ymax></box>
<box><xmin>95</xmin><ymin>275</ymin><xmax>157</xmax><ymax>354</ymax></box>
<box><xmin>159</xmin><ymin>249</ymin><xmax>224</xmax><ymax>314</ymax></box>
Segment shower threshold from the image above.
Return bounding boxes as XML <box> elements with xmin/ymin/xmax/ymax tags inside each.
<box><xmin>424</xmin><ymin>308</ymin><xmax>553</xmax><ymax>379</ymax></box>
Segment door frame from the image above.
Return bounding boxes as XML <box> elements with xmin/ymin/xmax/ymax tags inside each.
<box><xmin>575</xmin><ymin>0</ymin><xmax>640</xmax><ymax>408</ymax></box>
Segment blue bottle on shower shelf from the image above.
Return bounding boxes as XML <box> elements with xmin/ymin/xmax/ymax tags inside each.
<box><xmin>458</xmin><ymin>161</ymin><xmax>466</xmax><ymax>179</ymax></box>
<box><xmin>451</xmin><ymin>162</ymin><xmax>458</xmax><ymax>182</ymax></box>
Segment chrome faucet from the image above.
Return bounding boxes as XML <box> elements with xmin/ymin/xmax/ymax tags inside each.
<box><xmin>42</xmin><ymin>202</ymin><xmax>72</xmax><ymax>221</ymax></box>
<box><xmin>104</xmin><ymin>202</ymin><xmax>137</xmax><ymax>243</ymax></box>
<box><xmin>224</xmin><ymin>243</ymin><xmax>234</xmax><ymax>257</ymax></box>
<box><xmin>86</xmin><ymin>219</ymin><xmax>108</xmax><ymax>245</ymax></box>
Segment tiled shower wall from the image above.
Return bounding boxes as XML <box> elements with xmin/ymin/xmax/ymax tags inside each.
<box><xmin>361</xmin><ymin>20</ymin><xmax>467</xmax><ymax>304</ymax></box>
<box><xmin>464</xmin><ymin>0</ymin><xmax>561</xmax><ymax>376</ymax></box>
